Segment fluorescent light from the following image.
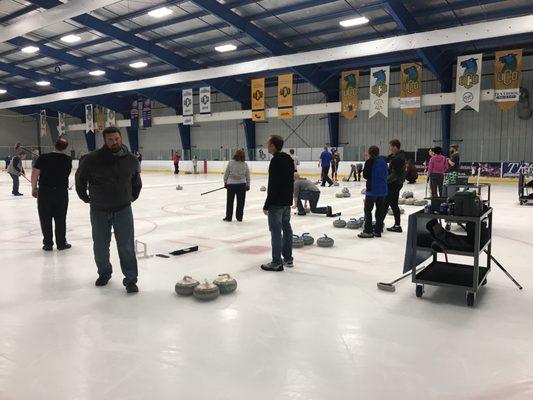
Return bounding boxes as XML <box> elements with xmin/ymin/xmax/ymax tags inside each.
<box><xmin>0</xmin><ymin>89</ymin><xmax>7</xmax><ymax>94</ymax></box>
<box><xmin>339</xmin><ymin>16</ymin><xmax>369</xmax><ymax>27</ymax></box>
<box><xmin>89</xmin><ymin>70</ymin><xmax>106</xmax><ymax>76</ymax></box>
<box><xmin>21</xmin><ymin>46</ymin><xmax>39</xmax><ymax>54</ymax></box>
<box><xmin>36</xmin><ymin>81</ymin><xmax>51</xmax><ymax>86</ymax></box>
<box><xmin>61</xmin><ymin>34</ymin><xmax>81</xmax><ymax>43</ymax></box>
<box><xmin>129</xmin><ymin>61</ymin><xmax>148</xmax><ymax>69</ymax></box>
<box><xmin>148</xmin><ymin>7</ymin><xmax>173</xmax><ymax>18</ymax></box>
<box><xmin>215</xmin><ymin>44</ymin><xmax>237</xmax><ymax>53</ymax></box>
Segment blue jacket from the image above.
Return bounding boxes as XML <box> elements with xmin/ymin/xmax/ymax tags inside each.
<box><xmin>363</xmin><ymin>156</ymin><xmax>388</xmax><ymax>197</ymax></box>
<box><xmin>320</xmin><ymin>151</ymin><xmax>332</xmax><ymax>167</ymax></box>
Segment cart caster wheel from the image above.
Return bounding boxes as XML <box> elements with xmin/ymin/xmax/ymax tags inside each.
<box><xmin>416</xmin><ymin>285</ymin><xmax>424</xmax><ymax>298</ymax></box>
<box><xmin>481</xmin><ymin>278</ymin><xmax>487</xmax><ymax>286</ymax></box>
<box><xmin>519</xmin><ymin>201</ymin><xmax>524</xmax><ymax>206</ymax></box>
<box><xmin>445</xmin><ymin>224</ymin><xmax>451</xmax><ymax>232</ymax></box>
<box><xmin>466</xmin><ymin>292</ymin><xmax>475</xmax><ymax>307</ymax></box>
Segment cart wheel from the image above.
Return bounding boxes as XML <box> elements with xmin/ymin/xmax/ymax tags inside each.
<box><xmin>416</xmin><ymin>285</ymin><xmax>424</xmax><ymax>298</ymax></box>
<box><xmin>481</xmin><ymin>278</ymin><xmax>487</xmax><ymax>286</ymax></box>
<box><xmin>466</xmin><ymin>292</ymin><xmax>475</xmax><ymax>307</ymax></box>
<box><xmin>519</xmin><ymin>200</ymin><xmax>524</xmax><ymax>206</ymax></box>
<box><xmin>445</xmin><ymin>223</ymin><xmax>451</xmax><ymax>231</ymax></box>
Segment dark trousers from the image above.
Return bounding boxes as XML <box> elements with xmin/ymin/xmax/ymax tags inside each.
<box><xmin>9</xmin><ymin>173</ymin><xmax>19</xmax><ymax>194</ymax></box>
<box><xmin>268</xmin><ymin>206</ymin><xmax>293</xmax><ymax>265</ymax></box>
<box><xmin>430</xmin><ymin>173</ymin><xmax>444</xmax><ymax>197</ymax></box>
<box><xmin>364</xmin><ymin>196</ymin><xmax>385</xmax><ymax>234</ymax></box>
<box><xmin>383</xmin><ymin>182</ymin><xmax>403</xmax><ymax>226</ymax></box>
<box><xmin>225</xmin><ymin>184</ymin><xmax>246</xmax><ymax>221</ymax></box>
<box><xmin>321</xmin><ymin>166</ymin><xmax>333</xmax><ymax>186</ymax></box>
<box><xmin>174</xmin><ymin>164</ymin><xmax>179</xmax><ymax>174</ymax></box>
<box><xmin>38</xmin><ymin>189</ymin><xmax>68</xmax><ymax>247</ymax></box>
<box><xmin>90</xmin><ymin>205</ymin><xmax>138</xmax><ymax>286</ymax></box>
<box><xmin>347</xmin><ymin>170</ymin><xmax>362</xmax><ymax>181</ymax></box>
<box><xmin>297</xmin><ymin>190</ymin><xmax>327</xmax><ymax>214</ymax></box>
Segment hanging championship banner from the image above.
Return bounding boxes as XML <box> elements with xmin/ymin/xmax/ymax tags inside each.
<box><xmin>105</xmin><ymin>108</ymin><xmax>116</xmax><ymax>127</ymax></box>
<box><xmin>340</xmin><ymin>70</ymin><xmax>359</xmax><ymax>120</ymax></box>
<box><xmin>199</xmin><ymin>86</ymin><xmax>211</xmax><ymax>115</ymax></box>
<box><xmin>494</xmin><ymin>49</ymin><xmax>522</xmax><ymax>110</ymax></box>
<box><xmin>130</xmin><ymin>99</ymin><xmax>139</xmax><ymax>129</ymax></box>
<box><xmin>369</xmin><ymin>66</ymin><xmax>390</xmax><ymax>118</ymax></box>
<box><xmin>142</xmin><ymin>98</ymin><xmax>152</xmax><ymax>128</ymax></box>
<box><xmin>95</xmin><ymin>106</ymin><xmax>105</xmax><ymax>133</ymax></box>
<box><xmin>182</xmin><ymin>89</ymin><xmax>193</xmax><ymax>125</ymax></box>
<box><xmin>455</xmin><ymin>53</ymin><xmax>483</xmax><ymax>113</ymax></box>
<box><xmin>57</xmin><ymin>112</ymin><xmax>66</xmax><ymax>136</ymax></box>
<box><xmin>277</xmin><ymin>73</ymin><xmax>293</xmax><ymax>119</ymax></box>
<box><xmin>400</xmin><ymin>63</ymin><xmax>422</xmax><ymax>115</ymax></box>
<box><xmin>85</xmin><ymin>104</ymin><xmax>94</xmax><ymax>133</ymax></box>
<box><xmin>251</xmin><ymin>78</ymin><xmax>265</xmax><ymax>121</ymax></box>
<box><xmin>39</xmin><ymin>110</ymin><xmax>47</xmax><ymax>138</ymax></box>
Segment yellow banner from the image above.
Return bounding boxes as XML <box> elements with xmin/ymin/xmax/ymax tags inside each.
<box><xmin>494</xmin><ymin>49</ymin><xmax>522</xmax><ymax>110</ymax></box>
<box><xmin>95</xmin><ymin>106</ymin><xmax>105</xmax><ymax>132</ymax></box>
<box><xmin>340</xmin><ymin>70</ymin><xmax>359</xmax><ymax>120</ymax></box>
<box><xmin>400</xmin><ymin>63</ymin><xmax>422</xmax><ymax>116</ymax></box>
<box><xmin>252</xmin><ymin>110</ymin><xmax>265</xmax><ymax>122</ymax></box>
<box><xmin>278</xmin><ymin>108</ymin><xmax>293</xmax><ymax>120</ymax></box>
<box><xmin>251</xmin><ymin>78</ymin><xmax>265</xmax><ymax>111</ymax></box>
<box><xmin>278</xmin><ymin>73</ymin><xmax>293</xmax><ymax>108</ymax></box>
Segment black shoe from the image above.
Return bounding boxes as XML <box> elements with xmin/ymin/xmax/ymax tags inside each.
<box><xmin>284</xmin><ymin>260</ymin><xmax>294</xmax><ymax>268</ymax></box>
<box><xmin>326</xmin><ymin>206</ymin><xmax>333</xmax><ymax>217</ymax></box>
<box><xmin>358</xmin><ymin>231</ymin><xmax>374</xmax><ymax>238</ymax></box>
<box><xmin>95</xmin><ymin>275</ymin><xmax>110</xmax><ymax>286</ymax></box>
<box><xmin>260</xmin><ymin>262</ymin><xmax>284</xmax><ymax>271</ymax></box>
<box><xmin>42</xmin><ymin>245</ymin><xmax>53</xmax><ymax>251</ymax></box>
<box><xmin>237</xmin><ymin>218</ymin><xmax>242</xmax><ymax>222</ymax></box>
<box><xmin>373</xmin><ymin>231</ymin><xmax>382</xmax><ymax>238</ymax></box>
<box><xmin>222</xmin><ymin>218</ymin><xmax>231</xmax><ymax>222</ymax></box>
<box><xmin>126</xmin><ymin>283</ymin><xmax>139</xmax><ymax>294</ymax></box>
<box><xmin>57</xmin><ymin>243</ymin><xmax>72</xmax><ymax>251</ymax></box>
<box><xmin>297</xmin><ymin>212</ymin><xmax>306</xmax><ymax>216</ymax></box>
<box><xmin>14</xmin><ymin>193</ymin><xmax>23</xmax><ymax>196</ymax></box>
<box><xmin>387</xmin><ymin>225</ymin><xmax>403</xmax><ymax>233</ymax></box>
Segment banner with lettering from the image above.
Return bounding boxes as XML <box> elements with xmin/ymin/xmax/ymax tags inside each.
<box><xmin>455</xmin><ymin>53</ymin><xmax>483</xmax><ymax>113</ymax></box>
<box><xmin>199</xmin><ymin>86</ymin><xmax>211</xmax><ymax>115</ymax></box>
<box><xmin>400</xmin><ymin>63</ymin><xmax>422</xmax><ymax>115</ymax></box>
<box><xmin>95</xmin><ymin>106</ymin><xmax>105</xmax><ymax>133</ymax></box>
<box><xmin>340</xmin><ymin>70</ymin><xmax>359</xmax><ymax>120</ymax></box>
<box><xmin>494</xmin><ymin>49</ymin><xmax>522</xmax><ymax>110</ymax></box>
<box><xmin>85</xmin><ymin>104</ymin><xmax>94</xmax><ymax>133</ymax></box>
<box><xmin>39</xmin><ymin>110</ymin><xmax>47</xmax><ymax>138</ymax></box>
<box><xmin>277</xmin><ymin>73</ymin><xmax>293</xmax><ymax>119</ymax></box>
<box><xmin>57</xmin><ymin>112</ymin><xmax>66</xmax><ymax>136</ymax></box>
<box><xmin>182</xmin><ymin>89</ymin><xmax>193</xmax><ymax>125</ymax></box>
<box><xmin>142</xmin><ymin>98</ymin><xmax>152</xmax><ymax>128</ymax></box>
<box><xmin>369</xmin><ymin>66</ymin><xmax>389</xmax><ymax>118</ymax></box>
<box><xmin>130</xmin><ymin>99</ymin><xmax>139</xmax><ymax>129</ymax></box>
<box><xmin>251</xmin><ymin>78</ymin><xmax>265</xmax><ymax>121</ymax></box>
<box><xmin>105</xmin><ymin>108</ymin><xmax>116</xmax><ymax>127</ymax></box>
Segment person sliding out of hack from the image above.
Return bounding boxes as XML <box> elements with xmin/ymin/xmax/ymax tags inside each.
<box><xmin>293</xmin><ymin>173</ymin><xmax>337</xmax><ymax>217</ymax></box>
<box><xmin>261</xmin><ymin>135</ymin><xmax>294</xmax><ymax>272</ymax></box>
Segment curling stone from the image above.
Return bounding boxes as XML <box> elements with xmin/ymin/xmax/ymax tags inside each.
<box><xmin>335</xmin><ymin>193</ymin><xmax>345</xmax><ymax>198</ymax></box>
<box><xmin>342</xmin><ymin>187</ymin><xmax>350</xmax><ymax>194</ymax></box>
<box><xmin>398</xmin><ymin>198</ymin><xmax>406</xmax><ymax>205</ymax></box>
<box><xmin>193</xmin><ymin>280</ymin><xmax>220</xmax><ymax>301</ymax></box>
<box><xmin>333</xmin><ymin>181</ymin><xmax>340</xmax><ymax>186</ymax></box>
<box><xmin>405</xmin><ymin>198</ymin><xmax>415</xmax><ymax>206</ymax></box>
<box><xmin>343</xmin><ymin>192</ymin><xmax>351</xmax><ymax>198</ymax></box>
<box><xmin>413</xmin><ymin>199</ymin><xmax>429</xmax><ymax>206</ymax></box>
<box><xmin>401</xmin><ymin>191</ymin><xmax>414</xmax><ymax>199</ymax></box>
<box><xmin>176</xmin><ymin>185</ymin><xmax>183</xmax><ymax>190</ymax></box>
<box><xmin>333</xmin><ymin>217</ymin><xmax>347</xmax><ymax>228</ymax></box>
<box><xmin>292</xmin><ymin>234</ymin><xmax>305</xmax><ymax>248</ymax></box>
<box><xmin>260</xmin><ymin>186</ymin><xmax>267</xmax><ymax>192</ymax></box>
<box><xmin>346</xmin><ymin>218</ymin><xmax>364</xmax><ymax>229</ymax></box>
<box><xmin>213</xmin><ymin>274</ymin><xmax>237</xmax><ymax>294</ymax></box>
<box><xmin>301</xmin><ymin>233</ymin><xmax>314</xmax><ymax>246</ymax></box>
<box><xmin>317</xmin><ymin>234</ymin><xmax>334</xmax><ymax>248</ymax></box>
<box><xmin>175</xmin><ymin>276</ymin><xmax>199</xmax><ymax>296</ymax></box>
<box><xmin>342</xmin><ymin>178</ymin><xmax>348</xmax><ymax>182</ymax></box>
<box><xmin>361</xmin><ymin>188</ymin><xmax>366</xmax><ymax>195</ymax></box>
<box><xmin>388</xmin><ymin>207</ymin><xmax>405</xmax><ymax>216</ymax></box>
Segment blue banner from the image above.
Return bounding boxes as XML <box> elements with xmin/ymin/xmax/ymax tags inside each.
<box><xmin>502</xmin><ymin>162</ymin><xmax>533</xmax><ymax>177</ymax></box>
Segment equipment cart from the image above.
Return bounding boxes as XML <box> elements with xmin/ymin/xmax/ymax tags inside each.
<box><xmin>518</xmin><ymin>172</ymin><xmax>533</xmax><ymax>205</ymax></box>
<box><xmin>405</xmin><ymin>208</ymin><xmax>493</xmax><ymax>307</ymax></box>
<box><xmin>442</xmin><ymin>183</ymin><xmax>491</xmax><ymax>231</ymax></box>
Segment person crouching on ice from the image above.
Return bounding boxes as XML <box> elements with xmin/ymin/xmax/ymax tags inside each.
<box><xmin>292</xmin><ymin>173</ymin><xmax>336</xmax><ymax>217</ymax></box>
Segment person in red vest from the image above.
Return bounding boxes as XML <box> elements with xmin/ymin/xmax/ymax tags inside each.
<box><xmin>173</xmin><ymin>152</ymin><xmax>180</xmax><ymax>174</ymax></box>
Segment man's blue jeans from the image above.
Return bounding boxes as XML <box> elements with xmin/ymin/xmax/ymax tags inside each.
<box><xmin>268</xmin><ymin>206</ymin><xmax>293</xmax><ymax>265</ymax></box>
<box><xmin>90</xmin><ymin>205</ymin><xmax>138</xmax><ymax>286</ymax></box>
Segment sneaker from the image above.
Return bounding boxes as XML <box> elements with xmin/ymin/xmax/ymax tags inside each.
<box><xmin>95</xmin><ymin>275</ymin><xmax>110</xmax><ymax>286</ymax></box>
<box><xmin>260</xmin><ymin>262</ymin><xmax>284</xmax><ymax>272</ymax></box>
<box><xmin>358</xmin><ymin>231</ymin><xmax>374</xmax><ymax>239</ymax></box>
<box><xmin>42</xmin><ymin>245</ymin><xmax>53</xmax><ymax>251</ymax></box>
<box><xmin>297</xmin><ymin>212</ymin><xmax>306</xmax><ymax>216</ymax></box>
<box><xmin>326</xmin><ymin>206</ymin><xmax>333</xmax><ymax>217</ymax></box>
<box><xmin>126</xmin><ymin>283</ymin><xmax>139</xmax><ymax>294</ymax></box>
<box><xmin>14</xmin><ymin>193</ymin><xmax>23</xmax><ymax>196</ymax></box>
<box><xmin>387</xmin><ymin>225</ymin><xmax>403</xmax><ymax>233</ymax></box>
<box><xmin>222</xmin><ymin>218</ymin><xmax>231</xmax><ymax>222</ymax></box>
<box><xmin>373</xmin><ymin>231</ymin><xmax>382</xmax><ymax>238</ymax></box>
<box><xmin>284</xmin><ymin>260</ymin><xmax>294</xmax><ymax>268</ymax></box>
<box><xmin>57</xmin><ymin>243</ymin><xmax>72</xmax><ymax>251</ymax></box>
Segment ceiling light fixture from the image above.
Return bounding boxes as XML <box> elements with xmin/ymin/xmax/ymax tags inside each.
<box><xmin>339</xmin><ymin>16</ymin><xmax>369</xmax><ymax>28</ymax></box>
<box><xmin>129</xmin><ymin>61</ymin><xmax>148</xmax><ymax>69</ymax></box>
<box><xmin>215</xmin><ymin>44</ymin><xmax>237</xmax><ymax>53</ymax></box>
<box><xmin>0</xmin><ymin>89</ymin><xmax>7</xmax><ymax>94</ymax></box>
<box><xmin>61</xmin><ymin>34</ymin><xmax>81</xmax><ymax>43</ymax></box>
<box><xmin>36</xmin><ymin>81</ymin><xmax>51</xmax><ymax>86</ymax></box>
<box><xmin>148</xmin><ymin>7</ymin><xmax>173</xmax><ymax>18</ymax></box>
<box><xmin>89</xmin><ymin>70</ymin><xmax>106</xmax><ymax>76</ymax></box>
<box><xmin>21</xmin><ymin>46</ymin><xmax>39</xmax><ymax>54</ymax></box>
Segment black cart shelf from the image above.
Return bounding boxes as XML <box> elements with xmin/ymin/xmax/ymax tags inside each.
<box><xmin>405</xmin><ymin>207</ymin><xmax>493</xmax><ymax>307</ymax></box>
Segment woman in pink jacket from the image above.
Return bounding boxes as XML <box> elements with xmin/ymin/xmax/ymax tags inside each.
<box><xmin>427</xmin><ymin>146</ymin><xmax>448</xmax><ymax>197</ymax></box>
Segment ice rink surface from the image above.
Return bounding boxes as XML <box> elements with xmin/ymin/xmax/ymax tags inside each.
<box><xmin>1</xmin><ymin>170</ymin><xmax>532</xmax><ymax>400</ymax></box>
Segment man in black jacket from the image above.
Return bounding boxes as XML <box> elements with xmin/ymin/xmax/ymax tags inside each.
<box><xmin>75</xmin><ymin>127</ymin><xmax>142</xmax><ymax>294</ymax></box>
<box><xmin>382</xmin><ymin>139</ymin><xmax>406</xmax><ymax>233</ymax></box>
<box><xmin>261</xmin><ymin>135</ymin><xmax>295</xmax><ymax>272</ymax></box>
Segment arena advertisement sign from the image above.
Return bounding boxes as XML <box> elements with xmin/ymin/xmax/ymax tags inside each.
<box><xmin>182</xmin><ymin>89</ymin><xmax>193</xmax><ymax>125</ymax></box>
<box><xmin>461</xmin><ymin>162</ymin><xmax>502</xmax><ymax>178</ymax></box>
<box><xmin>400</xmin><ymin>63</ymin><xmax>422</xmax><ymax>115</ymax></box>
<box><xmin>340</xmin><ymin>70</ymin><xmax>359</xmax><ymax>120</ymax></box>
<box><xmin>502</xmin><ymin>162</ymin><xmax>533</xmax><ymax>177</ymax></box>
<box><xmin>251</xmin><ymin>78</ymin><xmax>265</xmax><ymax>122</ymax></box>
<box><xmin>369</xmin><ymin>66</ymin><xmax>389</xmax><ymax>118</ymax></box>
<box><xmin>494</xmin><ymin>49</ymin><xmax>522</xmax><ymax>110</ymax></box>
<box><xmin>199</xmin><ymin>86</ymin><xmax>211</xmax><ymax>115</ymax></box>
<box><xmin>277</xmin><ymin>73</ymin><xmax>293</xmax><ymax>120</ymax></box>
<box><xmin>455</xmin><ymin>53</ymin><xmax>482</xmax><ymax>113</ymax></box>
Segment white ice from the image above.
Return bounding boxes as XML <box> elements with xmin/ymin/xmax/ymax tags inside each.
<box><xmin>1</xmin><ymin>171</ymin><xmax>532</xmax><ymax>400</ymax></box>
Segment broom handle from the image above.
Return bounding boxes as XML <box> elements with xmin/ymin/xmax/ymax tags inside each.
<box><xmin>200</xmin><ymin>186</ymin><xmax>225</xmax><ymax>196</ymax></box>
